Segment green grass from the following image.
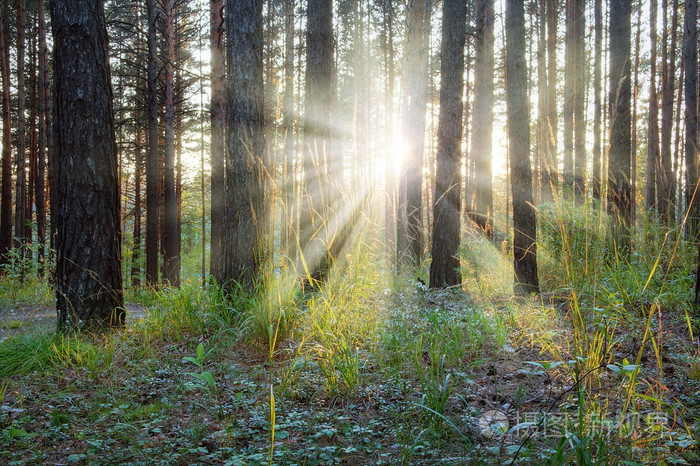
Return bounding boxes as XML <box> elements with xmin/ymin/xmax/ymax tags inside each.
<box><xmin>0</xmin><ymin>207</ymin><xmax>699</xmax><ymax>464</ymax></box>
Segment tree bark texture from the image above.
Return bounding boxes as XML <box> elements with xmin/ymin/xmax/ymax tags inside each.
<box><xmin>221</xmin><ymin>0</ymin><xmax>266</xmax><ymax>291</ymax></box>
<box><xmin>0</xmin><ymin>11</ymin><xmax>11</xmax><ymax>266</ymax></box>
<box><xmin>659</xmin><ymin>0</ymin><xmax>679</xmax><ymax>225</ymax></box>
<box><xmin>684</xmin><ymin>0</ymin><xmax>698</xmax><ymax>239</ymax></box>
<box><xmin>646</xmin><ymin>0</ymin><xmax>659</xmax><ymax>211</ymax></box>
<box><xmin>573</xmin><ymin>0</ymin><xmax>585</xmax><ymax>201</ymax></box>
<box><xmin>608</xmin><ymin>0</ymin><xmax>632</xmax><ymax>259</ymax></box>
<box><xmin>506</xmin><ymin>0</ymin><xmax>539</xmax><ymax>295</ymax></box>
<box><xmin>209</xmin><ymin>0</ymin><xmax>225</xmax><ymax>281</ymax></box>
<box><xmin>429</xmin><ymin>0</ymin><xmax>466</xmax><ymax>288</ymax></box>
<box><xmin>15</xmin><ymin>0</ymin><xmax>27</xmax><ymax>266</ymax></box>
<box><xmin>50</xmin><ymin>0</ymin><xmax>124</xmax><ymax>329</ymax></box>
<box><xmin>146</xmin><ymin>0</ymin><xmax>159</xmax><ymax>287</ymax></box>
<box><xmin>592</xmin><ymin>0</ymin><xmax>603</xmax><ymax>202</ymax></box>
<box><xmin>162</xmin><ymin>0</ymin><xmax>179</xmax><ymax>287</ymax></box>
<box><xmin>37</xmin><ymin>0</ymin><xmax>48</xmax><ymax>273</ymax></box>
<box><xmin>546</xmin><ymin>0</ymin><xmax>558</xmax><ymax>199</ymax></box>
<box><xmin>300</xmin><ymin>0</ymin><xmax>333</xmax><ymax>282</ymax></box>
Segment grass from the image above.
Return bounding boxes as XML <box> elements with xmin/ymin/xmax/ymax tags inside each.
<box><xmin>1</xmin><ymin>205</ymin><xmax>699</xmax><ymax>464</ymax></box>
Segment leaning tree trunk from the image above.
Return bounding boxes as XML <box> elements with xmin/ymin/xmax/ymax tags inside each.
<box><xmin>607</xmin><ymin>0</ymin><xmax>632</xmax><ymax>260</ymax></box>
<box><xmin>429</xmin><ymin>0</ymin><xmax>466</xmax><ymax>288</ymax></box>
<box><xmin>506</xmin><ymin>0</ymin><xmax>539</xmax><ymax>295</ymax></box>
<box><xmin>50</xmin><ymin>0</ymin><xmax>124</xmax><ymax>330</ymax></box>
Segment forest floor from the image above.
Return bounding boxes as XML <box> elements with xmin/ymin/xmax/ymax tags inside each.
<box><xmin>2</xmin><ymin>217</ymin><xmax>700</xmax><ymax>465</ymax></box>
<box><xmin>1</xmin><ymin>273</ymin><xmax>700</xmax><ymax>465</ymax></box>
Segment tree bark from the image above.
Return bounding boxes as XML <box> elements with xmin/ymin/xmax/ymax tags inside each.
<box><xmin>50</xmin><ymin>0</ymin><xmax>124</xmax><ymax>330</ymax></box>
<box><xmin>209</xmin><ymin>0</ymin><xmax>225</xmax><ymax>282</ymax></box>
<box><xmin>469</xmin><ymin>0</ymin><xmax>494</xmax><ymax>237</ymax></box>
<box><xmin>282</xmin><ymin>0</ymin><xmax>294</xmax><ymax>261</ymax></box>
<box><xmin>646</xmin><ymin>0</ymin><xmax>659</xmax><ymax>212</ymax></box>
<box><xmin>545</xmin><ymin>0</ymin><xmax>558</xmax><ymax>199</ymax></box>
<box><xmin>592</xmin><ymin>0</ymin><xmax>603</xmax><ymax>202</ymax></box>
<box><xmin>162</xmin><ymin>0</ymin><xmax>179</xmax><ymax>287</ymax></box>
<box><xmin>608</xmin><ymin>0</ymin><xmax>632</xmax><ymax>259</ymax></box>
<box><xmin>429</xmin><ymin>0</ymin><xmax>466</xmax><ymax>288</ymax></box>
<box><xmin>573</xmin><ymin>0</ymin><xmax>585</xmax><ymax>201</ymax></box>
<box><xmin>0</xmin><ymin>11</ymin><xmax>11</xmax><ymax>266</ymax></box>
<box><xmin>563</xmin><ymin>0</ymin><xmax>574</xmax><ymax>197</ymax></box>
<box><xmin>146</xmin><ymin>0</ymin><xmax>159</xmax><ymax>287</ymax></box>
<box><xmin>300</xmin><ymin>0</ymin><xmax>333</xmax><ymax>283</ymax></box>
<box><xmin>506</xmin><ymin>0</ymin><xmax>538</xmax><ymax>295</ymax></box>
<box><xmin>37</xmin><ymin>0</ymin><xmax>48</xmax><ymax>274</ymax></box>
<box><xmin>220</xmin><ymin>0</ymin><xmax>266</xmax><ymax>291</ymax></box>
<box><xmin>685</xmin><ymin>0</ymin><xmax>698</xmax><ymax>239</ymax></box>
<box><xmin>659</xmin><ymin>0</ymin><xmax>679</xmax><ymax>225</ymax></box>
<box><xmin>15</xmin><ymin>0</ymin><xmax>27</xmax><ymax>276</ymax></box>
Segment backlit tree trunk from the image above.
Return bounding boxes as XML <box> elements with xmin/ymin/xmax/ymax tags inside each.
<box><xmin>429</xmin><ymin>0</ymin><xmax>466</xmax><ymax>288</ymax></box>
<box><xmin>15</xmin><ymin>0</ymin><xmax>27</xmax><ymax>276</ymax></box>
<box><xmin>469</xmin><ymin>0</ymin><xmax>494</xmax><ymax>237</ymax></box>
<box><xmin>592</xmin><ymin>0</ymin><xmax>603</xmax><ymax>202</ymax></box>
<box><xmin>684</xmin><ymin>0</ymin><xmax>698</xmax><ymax>239</ymax></box>
<box><xmin>50</xmin><ymin>0</ymin><xmax>124</xmax><ymax>330</ymax></box>
<box><xmin>646</xmin><ymin>0</ymin><xmax>659</xmax><ymax>212</ymax></box>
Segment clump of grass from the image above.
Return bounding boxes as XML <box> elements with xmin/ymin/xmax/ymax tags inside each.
<box><xmin>0</xmin><ymin>332</ymin><xmax>102</xmax><ymax>377</ymax></box>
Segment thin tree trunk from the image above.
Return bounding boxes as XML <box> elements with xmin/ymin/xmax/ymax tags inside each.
<box><xmin>659</xmin><ymin>0</ymin><xmax>679</xmax><ymax>225</ymax></box>
<box><xmin>470</xmin><ymin>0</ymin><xmax>494</xmax><ymax>237</ymax></box>
<box><xmin>563</xmin><ymin>0</ymin><xmax>574</xmax><ymax>197</ymax></box>
<box><xmin>537</xmin><ymin>0</ymin><xmax>548</xmax><ymax>203</ymax></box>
<box><xmin>15</xmin><ymin>0</ymin><xmax>27</xmax><ymax>276</ymax></box>
<box><xmin>37</xmin><ymin>0</ymin><xmax>47</xmax><ymax>274</ymax></box>
<box><xmin>506</xmin><ymin>0</ymin><xmax>538</xmax><ymax>295</ymax></box>
<box><xmin>573</xmin><ymin>0</ymin><xmax>585</xmax><ymax>201</ymax></box>
<box><xmin>146</xmin><ymin>0</ymin><xmax>159</xmax><ymax>287</ymax></box>
<box><xmin>282</xmin><ymin>0</ymin><xmax>294</xmax><ymax>261</ymax></box>
<box><xmin>685</xmin><ymin>0</ymin><xmax>698</xmax><ymax>239</ymax></box>
<box><xmin>546</xmin><ymin>0</ymin><xmax>558</xmax><ymax>199</ymax></box>
<box><xmin>630</xmin><ymin>0</ymin><xmax>642</xmax><ymax>227</ymax></box>
<box><xmin>162</xmin><ymin>0</ymin><xmax>178</xmax><ymax>288</ymax></box>
<box><xmin>646</xmin><ymin>0</ymin><xmax>659</xmax><ymax>212</ymax></box>
<box><xmin>210</xmin><ymin>0</ymin><xmax>225</xmax><ymax>282</ymax></box>
<box><xmin>0</xmin><ymin>11</ymin><xmax>11</xmax><ymax>266</ymax></box>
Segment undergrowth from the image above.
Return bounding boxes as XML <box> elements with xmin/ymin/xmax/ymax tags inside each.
<box><xmin>0</xmin><ymin>204</ymin><xmax>699</xmax><ymax>464</ymax></box>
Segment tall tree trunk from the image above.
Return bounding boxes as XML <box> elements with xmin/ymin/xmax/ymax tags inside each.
<box><xmin>646</xmin><ymin>0</ymin><xmax>659</xmax><ymax>212</ymax></box>
<box><xmin>608</xmin><ymin>0</ymin><xmax>632</xmax><ymax>259</ymax></box>
<box><xmin>37</xmin><ymin>0</ymin><xmax>47</xmax><ymax>274</ymax></box>
<box><xmin>397</xmin><ymin>0</ymin><xmax>429</xmax><ymax>268</ymax></box>
<box><xmin>546</xmin><ymin>0</ymin><xmax>558</xmax><ymax>199</ymax></box>
<box><xmin>429</xmin><ymin>0</ymin><xmax>466</xmax><ymax>288</ymax></box>
<box><xmin>592</xmin><ymin>0</ymin><xmax>603</xmax><ymax>202</ymax></box>
<box><xmin>537</xmin><ymin>0</ymin><xmax>548</xmax><ymax>203</ymax></box>
<box><xmin>383</xmin><ymin>0</ymin><xmax>396</xmax><ymax>263</ymax></box>
<box><xmin>573</xmin><ymin>0</ymin><xmax>585</xmax><ymax>201</ymax></box>
<box><xmin>0</xmin><ymin>11</ymin><xmax>11</xmax><ymax>266</ymax></box>
<box><xmin>50</xmin><ymin>0</ymin><xmax>124</xmax><ymax>330</ymax></box>
<box><xmin>15</xmin><ymin>0</ymin><xmax>27</xmax><ymax>276</ymax></box>
<box><xmin>469</xmin><ymin>0</ymin><xmax>494</xmax><ymax>237</ymax></box>
<box><xmin>506</xmin><ymin>0</ymin><xmax>538</xmax><ymax>295</ymax></box>
<box><xmin>282</xmin><ymin>0</ymin><xmax>294</xmax><ymax>261</ymax></box>
<box><xmin>146</xmin><ymin>0</ymin><xmax>159</xmax><ymax>287</ymax></box>
<box><xmin>221</xmin><ymin>0</ymin><xmax>266</xmax><ymax>291</ymax></box>
<box><xmin>132</xmin><ymin>105</ymin><xmax>143</xmax><ymax>288</ymax></box>
<box><xmin>300</xmin><ymin>0</ymin><xmax>333</xmax><ymax>283</ymax></box>
<box><xmin>563</xmin><ymin>0</ymin><xmax>574</xmax><ymax>197</ymax></box>
<box><xmin>631</xmin><ymin>0</ymin><xmax>642</xmax><ymax>226</ymax></box>
<box><xmin>685</xmin><ymin>0</ymin><xmax>698</xmax><ymax>239</ymax></box>
<box><xmin>659</xmin><ymin>0</ymin><xmax>679</xmax><ymax>225</ymax></box>
<box><xmin>162</xmin><ymin>0</ymin><xmax>179</xmax><ymax>288</ymax></box>
<box><xmin>210</xmin><ymin>0</ymin><xmax>225</xmax><ymax>281</ymax></box>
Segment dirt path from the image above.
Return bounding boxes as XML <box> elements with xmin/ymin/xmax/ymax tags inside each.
<box><xmin>0</xmin><ymin>303</ymin><xmax>149</xmax><ymax>339</ymax></box>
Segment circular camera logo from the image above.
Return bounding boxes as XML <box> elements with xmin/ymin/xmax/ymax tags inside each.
<box><xmin>478</xmin><ymin>410</ymin><xmax>509</xmax><ymax>438</ymax></box>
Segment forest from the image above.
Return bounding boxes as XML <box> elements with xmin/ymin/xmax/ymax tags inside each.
<box><xmin>1</xmin><ymin>0</ymin><xmax>700</xmax><ymax>463</ymax></box>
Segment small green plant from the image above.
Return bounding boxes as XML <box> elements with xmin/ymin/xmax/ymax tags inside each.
<box><xmin>413</xmin><ymin>335</ymin><xmax>454</xmax><ymax>430</ymax></box>
<box><xmin>184</xmin><ymin>342</ymin><xmax>222</xmax><ymax>418</ymax></box>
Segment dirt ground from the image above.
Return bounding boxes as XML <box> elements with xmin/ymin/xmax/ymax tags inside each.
<box><xmin>0</xmin><ymin>303</ymin><xmax>149</xmax><ymax>339</ymax></box>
